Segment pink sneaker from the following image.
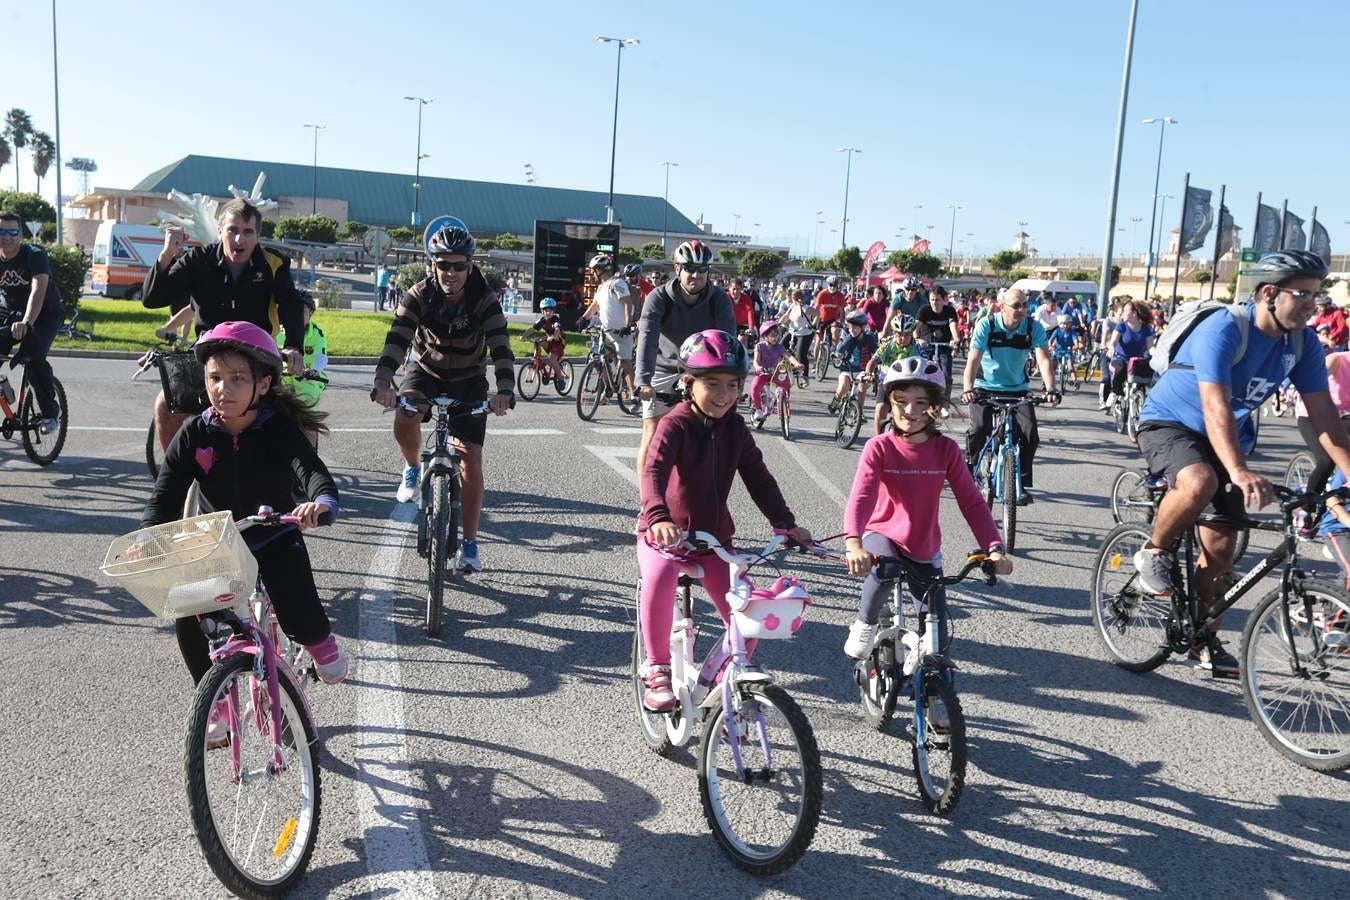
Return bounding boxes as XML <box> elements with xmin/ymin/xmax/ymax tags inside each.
<box><xmin>642</xmin><ymin>664</ymin><xmax>676</xmax><ymax>712</ymax></box>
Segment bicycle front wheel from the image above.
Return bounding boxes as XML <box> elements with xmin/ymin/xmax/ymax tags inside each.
<box><xmin>1000</xmin><ymin>447</ymin><xmax>1018</xmax><ymax>551</ymax></box>
<box><xmin>779</xmin><ymin>395</ymin><xmax>791</xmax><ymax>441</ymax></box>
<box><xmin>912</xmin><ymin>670</ymin><xmax>967</xmax><ymax>815</ymax></box>
<box><xmin>814</xmin><ymin>344</ymin><xmax>830</xmax><ymax>380</ymax></box>
<box><xmin>698</xmin><ymin>682</ymin><xmax>822</xmax><ymax>876</ymax></box>
<box><xmin>575</xmin><ymin>361</ymin><xmax>604</xmax><ymax>421</ymax></box>
<box><xmin>20</xmin><ymin>375</ymin><xmax>68</xmax><ymax>466</ymax></box>
<box><xmin>835</xmin><ymin>397</ymin><xmax>863</xmax><ymax>448</ymax></box>
<box><xmin>1089</xmin><ymin>523</ymin><xmax>1172</xmax><ymax>672</ymax></box>
<box><xmin>1284</xmin><ymin>451</ymin><xmax>1316</xmax><ymax>492</ymax></box>
<box><xmin>554</xmin><ymin>358</ymin><xmax>576</xmax><ymax>395</ymax></box>
<box><xmin>615</xmin><ymin>366</ymin><xmax>639</xmax><ymax>415</ymax></box>
<box><xmin>426</xmin><ymin>474</ymin><xmax>453</xmax><ymax>638</ymax></box>
<box><xmin>858</xmin><ymin>638</ymin><xmax>899</xmax><ymax>731</ymax></box>
<box><xmin>517</xmin><ymin>361</ymin><xmax>540</xmax><ymax>400</ymax></box>
<box><xmin>1241</xmin><ymin>580</ymin><xmax>1350</xmax><ymax>771</ymax></box>
<box><xmin>1109</xmin><ymin>469</ymin><xmax>1154</xmax><ymax>525</ymax></box>
<box><xmin>1126</xmin><ymin>391</ymin><xmax>1143</xmax><ymax>443</ymax></box>
<box><xmin>186</xmin><ymin>653</ymin><xmax>321</xmax><ymax>897</ymax></box>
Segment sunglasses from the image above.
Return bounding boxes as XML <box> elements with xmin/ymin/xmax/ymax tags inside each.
<box><xmin>433</xmin><ymin>259</ymin><xmax>471</xmax><ymax>273</ymax></box>
<box><xmin>1282</xmin><ymin>288</ymin><xmax>1317</xmax><ymax>302</ymax></box>
<box><xmin>680</xmin><ymin>265</ymin><xmax>711</xmax><ymax>275</ymax></box>
<box><xmin>0</xmin><ymin>227</ymin><xmax>21</xmax><ymax>237</ymax></box>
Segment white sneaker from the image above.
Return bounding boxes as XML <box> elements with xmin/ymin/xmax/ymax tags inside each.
<box><xmin>1132</xmin><ymin>548</ymin><xmax>1175</xmax><ymax>596</ymax></box>
<box><xmin>396</xmin><ymin>465</ymin><xmax>419</xmax><ymax>503</ymax></box>
<box><xmin>455</xmin><ymin>538</ymin><xmax>482</xmax><ymax>573</ymax></box>
<box><xmin>844</xmin><ymin>619</ymin><xmax>878</xmax><ymax>659</ymax></box>
<box><xmin>315</xmin><ymin>647</ymin><xmax>349</xmax><ymax>685</ymax></box>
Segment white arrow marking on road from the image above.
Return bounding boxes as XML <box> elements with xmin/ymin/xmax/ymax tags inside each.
<box><xmin>583</xmin><ymin>444</ymin><xmax>639</xmax><ymax>488</ymax></box>
<box><xmin>781</xmin><ymin>441</ymin><xmax>847</xmax><ymax>508</ymax></box>
<box><xmin>354</xmin><ymin>504</ymin><xmax>436</xmax><ymax>897</ymax></box>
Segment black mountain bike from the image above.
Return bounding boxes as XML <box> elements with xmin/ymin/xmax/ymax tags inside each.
<box><xmin>1090</xmin><ymin>485</ymin><xmax>1350</xmax><ymax>771</ymax></box>
<box><xmin>576</xmin><ymin>327</ymin><xmax>637</xmax><ymax>420</ymax></box>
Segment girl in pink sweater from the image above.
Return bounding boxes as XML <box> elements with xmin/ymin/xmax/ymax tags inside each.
<box><xmin>842</xmin><ymin>357</ymin><xmax>1012</xmax><ymax>659</ymax></box>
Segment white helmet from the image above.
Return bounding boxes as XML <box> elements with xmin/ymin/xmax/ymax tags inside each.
<box><xmin>882</xmin><ymin>356</ymin><xmax>946</xmax><ymax>394</ymax></box>
<box><xmin>825</xmin><ymin>275</ymin><xmax>838</xmax><ymax>286</ymax></box>
<box><xmin>1056</xmin><ymin>314</ymin><xmax>1071</xmax><ymax>326</ymax></box>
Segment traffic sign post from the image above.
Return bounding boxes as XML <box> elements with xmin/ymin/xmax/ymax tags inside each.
<box><xmin>1235</xmin><ymin>248</ymin><xmax>1259</xmax><ymax>300</ymax></box>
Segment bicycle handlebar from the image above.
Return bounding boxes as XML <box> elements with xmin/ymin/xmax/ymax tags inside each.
<box><xmin>389</xmin><ymin>396</ymin><xmax>493</xmax><ymax>417</ymax></box>
<box><xmin>235</xmin><ymin>506</ymin><xmax>332</xmax><ymax>530</ymax></box>
<box><xmin>871</xmin><ymin>551</ymin><xmax>999</xmax><ymax>590</ymax></box>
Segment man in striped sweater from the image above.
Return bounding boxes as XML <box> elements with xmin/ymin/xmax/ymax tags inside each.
<box><xmin>372</xmin><ymin>225</ymin><xmax>514</xmax><ymax>573</ymax></box>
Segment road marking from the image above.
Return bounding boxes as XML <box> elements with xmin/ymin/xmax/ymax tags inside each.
<box><xmin>70</xmin><ymin>426</ymin><xmax>144</xmax><ymax>433</ymax></box>
<box><xmin>782</xmin><ymin>441</ymin><xmax>848</xmax><ymax>508</ymax></box>
<box><xmin>589</xmin><ymin>426</ymin><xmax>641</xmax><ymax>435</ymax></box>
<box><xmin>354</xmin><ymin>504</ymin><xmax>436</xmax><ymax>897</ymax></box>
<box><xmin>583</xmin><ymin>444</ymin><xmax>639</xmax><ymax>487</ymax></box>
<box><xmin>328</xmin><ymin>427</ymin><xmax>565</xmax><ymax>436</ymax></box>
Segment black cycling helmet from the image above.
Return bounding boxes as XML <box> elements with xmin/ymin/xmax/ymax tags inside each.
<box><xmin>1247</xmin><ymin>249</ymin><xmax>1329</xmax><ymax>289</ymax></box>
<box><xmin>427</xmin><ymin>225</ymin><xmax>476</xmax><ymax>258</ymax></box>
<box><xmin>622</xmin><ymin>262</ymin><xmax>643</xmax><ymax>278</ymax></box>
<box><xmin>297</xmin><ymin>290</ymin><xmax>316</xmax><ymax>312</ymax></box>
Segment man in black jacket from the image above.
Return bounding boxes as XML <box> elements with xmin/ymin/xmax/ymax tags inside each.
<box><xmin>142</xmin><ymin>198</ymin><xmax>305</xmax><ymax>450</ymax></box>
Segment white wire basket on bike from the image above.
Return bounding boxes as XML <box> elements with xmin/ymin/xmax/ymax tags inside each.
<box><xmin>101</xmin><ymin>511</ymin><xmax>257</xmax><ymax>619</ymax></box>
<box><xmin>730</xmin><ymin>576</ymin><xmax>812</xmax><ymax>639</ymax></box>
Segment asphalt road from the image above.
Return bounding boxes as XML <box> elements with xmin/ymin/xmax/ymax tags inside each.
<box><xmin>1</xmin><ymin>357</ymin><xmax>1346</xmax><ymax>899</ymax></box>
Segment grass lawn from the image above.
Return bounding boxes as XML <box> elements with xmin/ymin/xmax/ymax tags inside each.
<box><xmin>56</xmin><ymin>297</ymin><xmax>589</xmax><ymax>358</ymax></box>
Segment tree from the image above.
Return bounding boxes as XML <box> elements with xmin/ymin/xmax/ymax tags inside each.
<box><xmin>397</xmin><ymin>261</ymin><xmax>426</xmax><ymax>291</ymax></box>
<box><xmin>479</xmin><ymin>264</ymin><xmax>506</xmax><ymax>294</ymax></box>
<box><xmin>801</xmin><ymin>256</ymin><xmax>829</xmax><ymax>273</ymax></box>
<box><xmin>339</xmin><ymin>220</ymin><xmax>369</xmax><ymax>240</ymax></box>
<box><xmin>1191</xmin><ymin>271</ymin><xmax>1212</xmax><ymax>284</ymax></box>
<box><xmin>39</xmin><ymin>243</ymin><xmax>90</xmax><ymax>318</ymax></box>
<box><xmin>886</xmin><ymin>249</ymin><xmax>943</xmax><ymax>279</ymax></box>
<box><xmin>30</xmin><ymin>131</ymin><xmax>54</xmax><ymax>195</ymax></box>
<box><xmin>739</xmin><ymin>249</ymin><xmax>785</xmax><ymax>281</ymax></box>
<box><xmin>259</xmin><ymin>218</ymin><xmax>276</xmax><ymax>238</ymax></box>
<box><xmin>0</xmin><ymin>191</ymin><xmax>56</xmax><ymax>235</ymax></box>
<box><xmin>1008</xmin><ymin>269</ymin><xmax>1030</xmax><ymax>282</ymax></box>
<box><xmin>830</xmin><ymin>245</ymin><xmax>864</xmax><ymax>278</ymax></box>
<box><xmin>616</xmin><ymin>246</ymin><xmax>641</xmax><ymax>265</ymax></box>
<box><xmin>0</xmin><ymin>136</ymin><xmax>10</xmax><ymax>183</ymax></box>
<box><xmin>3</xmin><ymin>109</ymin><xmax>34</xmax><ymax>192</ymax></box>
<box><xmin>718</xmin><ymin>247</ymin><xmax>745</xmax><ymax>263</ymax></box>
<box><xmin>639</xmin><ymin>241</ymin><xmax>666</xmax><ymax>260</ymax></box>
<box><xmin>987</xmin><ymin>250</ymin><xmax>1027</xmax><ymax>281</ymax></box>
<box><xmin>274</xmin><ymin>215</ymin><xmax>339</xmax><ymax>244</ymax></box>
<box><xmin>1062</xmin><ymin>269</ymin><xmax>1093</xmax><ymax>282</ymax></box>
<box><xmin>388</xmin><ymin>226</ymin><xmax>416</xmax><ymax>244</ymax></box>
<box><xmin>493</xmin><ymin>233</ymin><xmax>528</xmax><ymax>252</ymax></box>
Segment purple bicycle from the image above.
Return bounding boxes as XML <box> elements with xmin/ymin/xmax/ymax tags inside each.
<box><xmin>103</xmin><ymin>508</ymin><xmax>325</xmax><ymax>896</ymax></box>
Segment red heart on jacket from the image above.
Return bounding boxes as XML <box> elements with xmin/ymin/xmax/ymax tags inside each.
<box><xmin>194</xmin><ymin>447</ymin><xmax>215</xmax><ymax>475</ymax></box>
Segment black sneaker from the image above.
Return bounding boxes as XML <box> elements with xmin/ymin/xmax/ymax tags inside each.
<box><xmin>1017</xmin><ymin>490</ymin><xmax>1035</xmax><ymax>506</ymax></box>
<box><xmin>1190</xmin><ymin>633</ymin><xmax>1240</xmax><ymax>680</ymax></box>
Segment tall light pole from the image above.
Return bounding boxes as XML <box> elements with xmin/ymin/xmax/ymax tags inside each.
<box><xmin>596</xmin><ymin>36</ymin><xmax>639</xmax><ymax>224</ymax></box>
<box><xmin>1130</xmin><ymin>216</ymin><xmax>1143</xmax><ymax>262</ymax></box>
<box><xmin>403</xmin><ymin>96</ymin><xmax>432</xmax><ymax>228</ymax></box>
<box><xmin>1151</xmin><ymin>192</ymin><xmax>1173</xmax><ymax>296</ymax></box>
<box><xmin>835</xmin><ymin>147</ymin><xmax>861</xmax><ymax>247</ymax></box>
<box><xmin>912</xmin><ymin>204</ymin><xmax>923</xmax><ymax>242</ymax></box>
<box><xmin>967</xmin><ymin>232</ymin><xmax>975</xmax><ymax>267</ymax></box>
<box><xmin>732</xmin><ymin>213</ymin><xmax>741</xmax><ymax>235</ymax></box>
<box><xmin>753</xmin><ymin>223</ymin><xmax>761</xmax><ymax>243</ymax></box>
<box><xmin>51</xmin><ymin>0</ymin><xmax>64</xmax><ymax>244</ymax></box>
<box><xmin>814</xmin><ymin>216</ymin><xmax>824</xmax><ymax>258</ymax></box>
<box><xmin>660</xmin><ymin>161</ymin><xmax>678</xmax><ymax>251</ymax></box>
<box><xmin>1141</xmin><ymin>115</ymin><xmax>1178</xmax><ymax>300</ymax></box>
<box><xmin>945</xmin><ymin>203</ymin><xmax>961</xmax><ymax>267</ymax></box>
<box><xmin>303</xmin><ymin>123</ymin><xmax>325</xmax><ymax>215</ymax></box>
<box><xmin>524</xmin><ymin>163</ymin><xmax>536</xmax><ymax>184</ymax></box>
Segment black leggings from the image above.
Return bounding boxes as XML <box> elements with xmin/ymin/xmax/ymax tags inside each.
<box><xmin>792</xmin><ymin>333</ymin><xmax>813</xmax><ymax>364</ymax></box>
<box><xmin>175</xmin><ymin>533</ymin><xmax>332</xmax><ymax>684</ymax></box>
<box><xmin>1297</xmin><ymin>415</ymin><xmax>1350</xmax><ymax>495</ymax></box>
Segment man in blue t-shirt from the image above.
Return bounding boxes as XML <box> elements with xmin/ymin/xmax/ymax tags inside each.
<box><xmin>1133</xmin><ymin>250</ymin><xmax>1350</xmax><ymax>678</ymax></box>
<box><xmin>0</xmin><ymin>211</ymin><xmax>64</xmax><ymax>432</ymax></box>
<box><xmin>960</xmin><ymin>287</ymin><xmax>1059</xmax><ymax>503</ymax></box>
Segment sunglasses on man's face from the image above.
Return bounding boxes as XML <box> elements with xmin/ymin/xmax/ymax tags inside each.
<box><xmin>433</xmin><ymin>259</ymin><xmax>471</xmax><ymax>273</ymax></box>
<box><xmin>680</xmin><ymin>265</ymin><xmax>711</xmax><ymax>275</ymax></box>
<box><xmin>0</xmin><ymin>227</ymin><xmax>21</xmax><ymax>237</ymax></box>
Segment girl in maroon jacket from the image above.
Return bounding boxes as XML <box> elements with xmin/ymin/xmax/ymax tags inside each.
<box><xmin>636</xmin><ymin>329</ymin><xmax>811</xmax><ymax>712</ymax></box>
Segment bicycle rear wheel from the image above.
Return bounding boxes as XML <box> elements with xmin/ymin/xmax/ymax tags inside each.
<box><xmin>1284</xmin><ymin>451</ymin><xmax>1316</xmax><ymax>492</ymax></box>
<box><xmin>426</xmin><ymin>473</ymin><xmax>452</xmax><ymax>637</ymax></box>
<box><xmin>912</xmin><ymin>670</ymin><xmax>966</xmax><ymax>815</ymax></box>
<box><xmin>517</xmin><ymin>361</ymin><xmax>541</xmax><ymax>400</ymax></box>
<box><xmin>1089</xmin><ymin>523</ymin><xmax>1172</xmax><ymax>672</ymax></box>
<box><xmin>1241</xmin><ymin>580</ymin><xmax>1350</xmax><ymax>771</ymax></box>
<box><xmin>1000</xmin><ymin>448</ymin><xmax>1018</xmax><ymax>551</ymax></box>
<box><xmin>554</xmin><ymin>359</ymin><xmax>575</xmax><ymax>395</ymax></box>
<box><xmin>575</xmin><ymin>361</ymin><xmax>604</xmax><ymax>421</ymax></box>
<box><xmin>698</xmin><ymin>682</ymin><xmax>822</xmax><ymax>875</ymax></box>
<box><xmin>835</xmin><ymin>397</ymin><xmax>863</xmax><ymax>448</ymax></box>
<box><xmin>185</xmin><ymin>653</ymin><xmax>320</xmax><ymax>897</ymax></box>
<box><xmin>1109</xmin><ymin>469</ymin><xmax>1155</xmax><ymax>525</ymax></box>
<box><xmin>20</xmin><ymin>375</ymin><xmax>68</xmax><ymax>466</ymax></box>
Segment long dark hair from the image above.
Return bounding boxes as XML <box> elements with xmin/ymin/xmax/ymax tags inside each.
<box><xmin>206</xmin><ymin>347</ymin><xmax>330</xmax><ymax>435</ymax></box>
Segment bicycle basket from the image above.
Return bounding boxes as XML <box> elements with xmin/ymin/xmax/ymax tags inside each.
<box><xmin>731</xmin><ymin>576</ymin><xmax>811</xmax><ymax>640</ymax></box>
<box><xmin>157</xmin><ymin>350</ymin><xmax>208</xmax><ymax>414</ymax></box>
<box><xmin>101</xmin><ymin>511</ymin><xmax>257</xmax><ymax>619</ymax></box>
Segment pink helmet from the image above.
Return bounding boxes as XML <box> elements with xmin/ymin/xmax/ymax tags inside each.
<box><xmin>195</xmin><ymin>321</ymin><xmax>284</xmax><ymax>382</ymax></box>
<box><xmin>679</xmin><ymin>329</ymin><xmax>749</xmax><ymax>376</ymax></box>
<box><xmin>881</xmin><ymin>355</ymin><xmax>945</xmax><ymax>394</ymax></box>
<box><xmin>758</xmin><ymin>320</ymin><xmax>782</xmax><ymax>338</ymax></box>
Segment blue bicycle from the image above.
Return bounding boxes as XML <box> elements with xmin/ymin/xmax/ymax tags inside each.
<box><xmin>970</xmin><ymin>392</ymin><xmax>1044</xmax><ymax>552</ymax></box>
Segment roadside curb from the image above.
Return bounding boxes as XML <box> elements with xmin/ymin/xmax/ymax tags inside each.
<box><xmin>49</xmin><ymin>349</ymin><xmax>588</xmax><ymax>366</ymax></box>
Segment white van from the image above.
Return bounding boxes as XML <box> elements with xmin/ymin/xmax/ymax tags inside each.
<box><xmin>91</xmin><ymin>222</ymin><xmax>189</xmax><ymax>299</ymax></box>
<box><xmin>1008</xmin><ymin>278</ymin><xmax>1098</xmax><ymax>310</ymax></box>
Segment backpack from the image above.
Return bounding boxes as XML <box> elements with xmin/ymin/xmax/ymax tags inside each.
<box><xmin>1149</xmin><ymin>300</ymin><xmax>1303</xmax><ymax>375</ymax></box>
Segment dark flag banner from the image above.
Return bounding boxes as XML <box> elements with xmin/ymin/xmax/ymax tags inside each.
<box><xmin>1282</xmin><ymin>212</ymin><xmax>1307</xmax><ymax>250</ymax></box>
<box><xmin>1311</xmin><ymin>220</ymin><xmax>1332</xmax><ymax>264</ymax></box>
<box><xmin>1215</xmin><ymin>206</ymin><xmax>1236</xmax><ymax>258</ymax></box>
<box><xmin>1254</xmin><ymin>203</ymin><xmax>1282</xmax><ymax>253</ymax></box>
<box><xmin>1179</xmin><ymin>186</ymin><xmax>1213</xmax><ymax>254</ymax></box>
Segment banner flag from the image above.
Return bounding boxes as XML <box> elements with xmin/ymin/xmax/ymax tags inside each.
<box><xmin>1311</xmin><ymin>220</ymin><xmax>1332</xmax><ymax>264</ymax></box>
<box><xmin>1282</xmin><ymin>212</ymin><xmax>1307</xmax><ymax>250</ymax></box>
<box><xmin>1179</xmin><ymin>185</ymin><xmax>1213</xmax><ymax>254</ymax></box>
<box><xmin>862</xmin><ymin>240</ymin><xmax>887</xmax><ymax>279</ymax></box>
<box><xmin>1254</xmin><ymin>203</ymin><xmax>1281</xmax><ymax>253</ymax></box>
<box><xmin>1215</xmin><ymin>206</ymin><xmax>1236</xmax><ymax>258</ymax></box>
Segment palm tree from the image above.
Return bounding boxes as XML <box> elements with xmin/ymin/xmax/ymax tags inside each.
<box><xmin>31</xmin><ymin>131</ymin><xmax>55</xmax><ymax>195</ymax></box>
<box><xmin>4</xmin><ymin>108</ymin><xmax>35</xmax><ymax>192</ymax></box>
<box><xmin>0</xmin><ymin>136</ymin><xmax>11</xmax><ymax>185</ymax></box>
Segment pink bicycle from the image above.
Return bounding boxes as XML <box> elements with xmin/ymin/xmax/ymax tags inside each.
<box><xmin>750</xmin><ymin>360</ymin><xmax>801</xmax><ymax>441</ymax></box>
<box><xmin>103</xmin><ymin>507</ymin><xmax>327</xmax><ymax>897</ymax></box>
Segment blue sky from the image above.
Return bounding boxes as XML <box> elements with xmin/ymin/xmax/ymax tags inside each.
<box><xmin>6</xmin><ymin>0</ymin><xmax>1348</xmax><ymax>259</ymax></box>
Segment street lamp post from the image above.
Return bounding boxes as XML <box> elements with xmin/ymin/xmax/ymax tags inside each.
<box><xmin>945</xmin><ymin>203</ymin><xmax>961</xmax><ymax>267</ymax></box>
<box><xmin>1141</xmin><ymin>116</ymin><xmax>1178</xmax><ymax>299</ymax></box>
<box><xmin>660</xmin><ymin>161</ymin><xmax>678</xmax><ymax>252</ymax></box>
<box><xmin>403</xmin><ymin>96</ymin><xmax>432</xmax><ymax>228</ymax></box>
<box><xmin>303</xmin><ymin>124</ymin><xmax>325</xmax><ymax>215</ymax></box>
<box><xmin>733</xmin><ymin>213</ymin><xmax>741</xmax><ymax>236</ymax></box>
<box><xmin>1151</xmin><ymin>192</ymin><xmax>1173</xmax><ymax>296</ymax></box>
<box><xmin>814</xmin><ymin>216</ymin><xmax>824</xmax><ymax>258</ymax></box>
<box><xmin>1131</xmin><ymin>216</ymin><xmax>1143</xmax><ymax>263</ymax></box>
<box><xmin>753</xmin><ymin>223</ymin><xmax>760</xmax><ymax>244</ymax></box>
<box><xmin>596</xmin><ymin>36</ymin><xmax>639</xmax><ymax>224</ymax></box>
<box><xmin>836</xmin><ymin>147</ymin><xmax>861</xmax><ymax>247</ymax></box>
<box><xmin>912</xmin><ymin>205</ymin><xmax>923</xmax><ymax>242</ymax></box>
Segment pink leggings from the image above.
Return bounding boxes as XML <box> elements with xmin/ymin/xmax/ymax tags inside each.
<box><xmin>638</xmin><ymin>537</ymin><xmax>754</xmax><ymax>666</ymax></box>
<box><xmin>749</xmin><ymin>373</ymin><xmax>772</xmax><ymax>412</ymax></box>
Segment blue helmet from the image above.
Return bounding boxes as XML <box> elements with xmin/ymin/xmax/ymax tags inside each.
<box><xmin>540</xmin><ymin>297</ymin><xmax>558</xmax><ymax>309</ymax></box>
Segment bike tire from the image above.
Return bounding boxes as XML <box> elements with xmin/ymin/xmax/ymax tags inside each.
<box><xmin>517</xmin><ymin>362</ymin><xmax>540</xmax><ymax>401</ymax></box>
<box><xmin>975</xmin><ymin>450</ymin><xmax>995</xmax><ymax>508</ymax></box>
<box><xmin>779</xmin><ymin>395</ymin><xmax>791</xmax><ymax>441</ymax></box>
<box><xmin>20</xmin><ymin>375</ymin><xmax>68</xmax><ymax>466</ymax></box>
<box><xmin>575</xmin><ymin>361</ymin><xmax>605</xmax><ymax>421</ymax></box>
<box><xmin>145</xmin><ymin>420</ymin><xmax>163</xmax><ymax>480</ymax></box>
<box><xmin>858</xmin><ymin>638</ymin><xmax>899</xmax><ymax>731</ymax></box>
<box><xmin>185</xmin><ymin>653</ymin><xmax>321</xmax><ymax>897</ymax></box>
<box><xmin>615</xmin><ymin>365</ymin><xmax>639</xmax><ymax>415</ymax></box>
<box><xmin>836</xmin><ymin>397</ymin><xmax>863</xmax><ymax>449</ymax></box>
<box><xmin>1001</xmin><ymin>448</ymin><xmax>1018</xmax><ymax>552</ymax></box>
<box><xmin>1284</xmin><ymin>451</ymin><xmax>1316</xmax><ymax>492</ymax></box>
<box><xmin>1126</xmin><ymin>392</ymin><xmax>1143</xmax><ymax>443</ymax></box>
<box><xmin>1241</xmin><ymin>579</ymin><xmax>1350</xmax><ymax>771</ymax></box>
<box><xmin>426</xmin><ymin>474</ymin><xmax>451</xmax><ymax>638</ymax></box>
<box><xmin>814</xmin><ymin>344</ymin><xmax>830</xmax><ymax>381</ymax></box>
<box><xmin>912</xmin><ymin>670</ymin><xmax>966</xmax><ymax>815</ymax></box>
<box><xmin>1109</xmin><ymin>469</ymin><xmax>1155</xmax><ymax>525</ymax></box>
<box><xmin>630</xmin><ymin>592</ymin><xmax>675</xmax><ymax>757</ymax></box>
<box><xmin>698</xmin><ymin>682</ymin><xmax>822</xmax><ymax>876</ymax></box>
<box><xmin>1089</xmin><ymin>523</ymin><xmax>1172</xmax><ymax>672</ymax></box>
<box><xmin>554</xmin><ymin>359</ymin><xmax>576</xmax><ymax>395</ymax></box>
